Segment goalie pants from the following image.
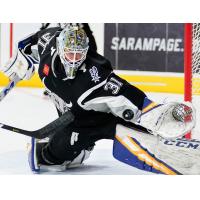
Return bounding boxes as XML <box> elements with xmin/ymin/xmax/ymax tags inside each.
<box><xmin>40</xmin><ymin>118</ymin><xmax>118</xmax><ymax>165</ymax></box>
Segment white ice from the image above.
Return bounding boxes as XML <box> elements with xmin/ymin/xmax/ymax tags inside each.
<box><xmin>0</xmin><ymin>87</ymin><xmax>187</xmax><ymax>174</ymax></box>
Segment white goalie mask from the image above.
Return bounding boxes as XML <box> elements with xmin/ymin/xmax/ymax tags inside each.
<box><xmin>57</xmin><ymin>25</ymin><xmax>89</xmax><ymax>79</ymax></box>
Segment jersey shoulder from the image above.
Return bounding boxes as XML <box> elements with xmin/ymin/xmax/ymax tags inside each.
<box><xmin>83</xmin><ymin>51</ymin><xmax>113</xmax><ymax>83</ymax></box>
<box><xmin>37</xmin><ymin>27</ymin><xmax>62</xmax><ymax>38</ymax></box>
<box><xmin>86</xmin><ymin>51</ymin><xmax>113</xmax><ymax>71</ymax></box>
<box><xmin>37</xmin><ymin>27</ymin><xmax>62</xmax><ymax>56</ymax></box>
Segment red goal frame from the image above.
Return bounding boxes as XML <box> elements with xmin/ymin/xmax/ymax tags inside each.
<box><xmin>184</xmin><ymin>23</ymin><xmax>192</xmax><ymax>139</ymax></box>
<box><xmin>9</xmin><ymin>23</ymin><xmax>13</xmax><ymax>58</ymax></box>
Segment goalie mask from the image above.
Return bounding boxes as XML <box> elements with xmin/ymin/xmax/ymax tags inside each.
<box><xmin>57</xmin><ymin>25</ymin><xmax>89</xmax><ymax>79</ymax></box>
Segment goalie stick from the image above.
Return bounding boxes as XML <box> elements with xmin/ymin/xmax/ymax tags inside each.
<box><xmin>0</xmin><ymin>111</ymin><xmax>74</xmax><ymax>139</ymax></box>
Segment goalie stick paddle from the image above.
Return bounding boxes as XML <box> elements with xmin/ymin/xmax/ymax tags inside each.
<box><xmin>0</xmin><ymin>111</ymin><xmax>74</xmax><ymax>139</ymax></box>
<box><xmin>0</xmin><ymin>73</ymin><xmax>21</xmax><ymax>102</ymax></box>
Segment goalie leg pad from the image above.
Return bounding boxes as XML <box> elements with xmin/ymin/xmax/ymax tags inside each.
<box><xmin>114</xmin><ymin>124</ymin><xmax>200</xmax><ymax>175</ymax></box>
<box><xmin>113</xmin><ymin>125</ymin><xmax>180</xmax><ymax>175</ymax></box>
<box><xmin>113</xmin><ymin>136</ymin><xmax>164</xmax><ymax>174</ymax></box>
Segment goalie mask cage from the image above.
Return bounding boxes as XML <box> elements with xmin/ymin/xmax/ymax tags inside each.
<box><xmin>184</xmin><ymin>23</ymin><xmax>200</xmax><ymax>139</ymax></box>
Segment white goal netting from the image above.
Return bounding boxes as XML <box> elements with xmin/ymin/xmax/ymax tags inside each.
<box><xmin>191</xmin><ymin>23</ymin><xmax>200</xmax><ymax>138</ymax></box>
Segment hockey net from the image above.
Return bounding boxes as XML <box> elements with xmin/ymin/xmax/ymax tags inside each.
<box><xmin>184</xmin><ymin>23</ymin><xmax>200</xmax><ymax>139</ymax></box>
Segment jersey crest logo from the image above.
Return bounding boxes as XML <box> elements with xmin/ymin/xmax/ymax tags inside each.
<box><xmin>89</xmin><ymin>66</ymin><xmax>101</xmax><ymax>83</ymax></box>
<box><xmin>43</xmin><ymin>64</ymin><xmax>50</xmax><ymax>76</ymax></box>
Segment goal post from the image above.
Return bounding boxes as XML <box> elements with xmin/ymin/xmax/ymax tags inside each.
<box><xmin>184</xmin><ymin>23</ymin><xmax>200</xmax><ymax>139</ymax></box>
<box><xmin>184</xmin><ymin>23</ymin><xmax>192</xmax><ymax>139</ymax></box>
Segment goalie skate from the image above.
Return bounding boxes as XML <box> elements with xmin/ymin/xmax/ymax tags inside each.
<box><xmin>27</xmin><ymin>138</ymin><xmax>40</xmax><ymax>173</ymax></box>
<box><xmin>27</xmin><ymin>137</ymin><xmax>93</xmax><ymax>173</ymax></box>
<box><xmin>27</xmin><ymin>138</ymin><xmax>72</xmax><ymax>173</ymax></box>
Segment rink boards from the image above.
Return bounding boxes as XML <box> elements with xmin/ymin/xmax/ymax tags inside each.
<box><xmin>0</xmin><ymin>70</ymin><xmax>185</xmax><ymax>94</ymax></box>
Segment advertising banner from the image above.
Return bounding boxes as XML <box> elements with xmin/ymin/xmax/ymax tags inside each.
<box><xmin>104</xmin><ymin>23</ymin><xmax>184</xmax><ymax>72</ymax></box>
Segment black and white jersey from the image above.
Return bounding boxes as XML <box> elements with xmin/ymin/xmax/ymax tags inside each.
<box><xmin>34</xmin><ymin>28</ymin><xmax>147</xmax><ymax>128</ymax></box>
